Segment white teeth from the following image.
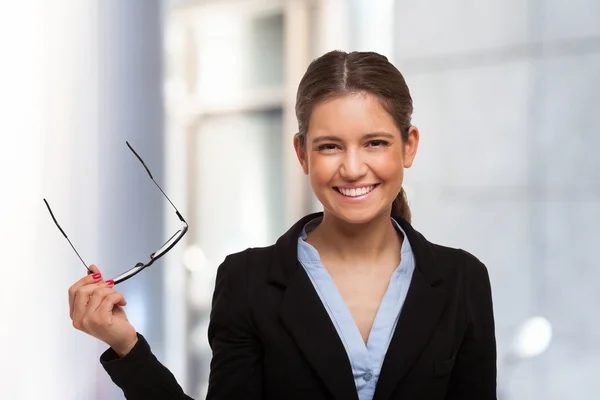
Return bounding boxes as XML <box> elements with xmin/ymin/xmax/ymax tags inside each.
<box><xmin>338</xmin><ymin>185</ymin><xmax>375</xmax><ymax>197</ymax></box>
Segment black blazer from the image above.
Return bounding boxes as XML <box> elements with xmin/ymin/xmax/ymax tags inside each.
<box><xmin>101</xmin><ymin>212</ymin><xmax>497</xmax><ymax>399</ymax></box>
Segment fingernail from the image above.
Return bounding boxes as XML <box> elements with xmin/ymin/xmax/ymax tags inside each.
<box><xmin>105</xmin><ymin>280</ymin><xmax>115</xmax><ymax>286</ymax></box>
<box><xmin>92</xmin><ymin>273</ymin><xmax>102</xmax><ymax>279</ymax></box>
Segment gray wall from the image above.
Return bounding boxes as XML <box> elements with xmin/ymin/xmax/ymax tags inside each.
<box><xmin>391</xmin><ymin>1</ymin><xmax>600</xmax><ymax>399</ymax></box>
<box><xmin>94</xmin><ymin>1</ymin><xmax>165</xmax><ymax>398</ymax></box>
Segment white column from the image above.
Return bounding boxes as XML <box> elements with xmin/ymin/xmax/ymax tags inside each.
<box><xmin>350</xmin><ymin>0</ymin><xmax>396</xmax><ymax>56</ymax></box>
<box><xmin>284</xmin><ymin>0</ymin><xmax>313</xmax><ymax>226</ymax></box>
<box><xmin>0</xmin><ymin>1</ymin><xmax>165</xmax><ymax>399</ymax></box>
<box><xmin>314</xmin><ymin>0</ymin><xmax>351</xmax><ymax>55</ymax></box>
<box><xmin>0</xmin><ymin>1</ymin><xmax>100</xmax><ymax>399</ymax></box>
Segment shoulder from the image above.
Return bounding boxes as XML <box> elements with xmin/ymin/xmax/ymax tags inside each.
<box><xmin>414</xmin><ymin>241</ymin><xmax>495</xmax><ymax>327</ymax></box>
<box><xmin>414</xmin><ymin>228</ymin><xmax>491</xmax><ymax>286</ymax></box>
<box><xmin>398</xmin><ymin>218</ymin><xmax>486</xmax><ymax>273</ymax></box>
<box><xmin>396</xmin><ymin>218</ymin><xmax>492</xmax><ymax>288</ymax></box>
<box><xmin>456</xmin><ymin>248</ymin><xmax>490</xmax><ymax>281</ymax></box>
<box><xmin>430</xmin><ymin>242</ymin><xmax>488</xmax><ymax>272</ymax></box>
<box><xmin>211</xmin><ymin>246</ymin><xmax>276</xmax><ymax>314</ymax></box>
<box><xmin>426</xmin><ymin>242</ymin><xmax>493</xmax><ymax>301</ymax></box>
<box><xmin>216</xmin><ymin>245</ymin><xmax>276</xmax><ymax>282</ymax></box>
<box><xmin>222</xmin><ymin>245</ymin><xmax>275</xmax><ymax>267</ymax></box>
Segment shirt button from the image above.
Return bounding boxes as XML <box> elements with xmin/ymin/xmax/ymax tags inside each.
<box><xmin>364</xmin><ymin>371</ymin><xmax>373</xmax><ymax>382</ymax></box>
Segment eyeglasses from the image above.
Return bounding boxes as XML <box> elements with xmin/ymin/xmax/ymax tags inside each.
<box><xmin>44</xmin><ymin>141</ymin><xmax>188</xmax><ymax>285</ymax></box>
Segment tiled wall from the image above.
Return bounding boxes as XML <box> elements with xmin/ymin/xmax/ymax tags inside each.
<box><xmin>394</xmin><ymin>1</ymin><xmax>600</xmax><ymax>399</ymax></box>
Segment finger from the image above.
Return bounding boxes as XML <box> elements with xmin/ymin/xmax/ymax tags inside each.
<box><xmin>68</xmin><ymin>265</ymin><xmax>103</xmax><ymax>318</ymax></box>
<box><xmin>87</xmin><ymin>287</ymin><xmax>126</xmax><ymax>315</ymax></box>
<box><xmin>72</xmin><ymin>280</ymin><xmax>111</xmax><ymax>328</ymax></box>
<box><xmin>68</xmin><ymin>264</ymin><xmax>103</xmax><ymax>298</ymax></box>
<box><xmin>81</xmin><ymin>292</ymin><xmax>126</xmax><ymax>336</ymax></box>
<box><xmin>97</xmin><ymin>292</ymin><xmax>129</xmax><ymax>317</ymax></box>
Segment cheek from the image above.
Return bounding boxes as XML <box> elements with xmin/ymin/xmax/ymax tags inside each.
<box><xmin>372</xmin><ymin>153</ymin><xmax>404</xmax><ymax>180</ymax></box>
<box><xmin>308</xmin><ymin>154</ymin><xmax>335</xmax><ymax>183</ymax></box>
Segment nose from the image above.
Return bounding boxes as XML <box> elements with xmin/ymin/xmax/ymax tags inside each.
<box><xmin>339</xmin><ymin>148</ymin><xmax>368</xmax><ymax>181</ymax></box>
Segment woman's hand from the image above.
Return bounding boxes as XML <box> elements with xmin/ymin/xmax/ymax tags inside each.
<box><xmin>68</xmin><ymin>265</ymin><xmax>138</xmax><ymax>357</ymax></box>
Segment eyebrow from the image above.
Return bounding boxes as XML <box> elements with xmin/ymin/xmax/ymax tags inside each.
<box><xmin>312</xmin><ymin>131</ymin><xmax>396</xmax><ymax>144</ymax></box>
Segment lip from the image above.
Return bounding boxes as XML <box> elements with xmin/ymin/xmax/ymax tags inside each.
<box><xmin>333</xmin><ymin>184</ymin><xmax>380</xmax><ymax>203</ymax></box>
<box><xmin>335</xmin><ymin>183</ymin><xmax>379</xmax><ymax>189</ymax></box>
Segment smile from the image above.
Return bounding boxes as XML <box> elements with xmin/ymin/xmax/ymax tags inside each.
<box><xmin>334</xmin><ymin>184</ymin><xmax>380</xmax><ymax>198</ymax></box>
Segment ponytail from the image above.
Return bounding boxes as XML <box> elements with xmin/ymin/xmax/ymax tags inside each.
<box><xmin>391</xmin><ymin>187</ymin><xmax>411</xmax><ymax>223</ymax></box>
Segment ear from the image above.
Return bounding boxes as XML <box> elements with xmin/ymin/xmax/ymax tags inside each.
<box><xmin>403</xmin><ymin>126</ymin><xmax>420</xmax><ymax>168</ymax></box>
<box><xmin>293</xmin><ymin>135</ymin><xmax>309</xmax><ymax>175</ymax></box>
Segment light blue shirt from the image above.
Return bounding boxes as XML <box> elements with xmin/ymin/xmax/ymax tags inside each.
<box><xmin>297</xmin><ymin>217</ymin><xmax>415</xmax><ymax>400</ymax></box>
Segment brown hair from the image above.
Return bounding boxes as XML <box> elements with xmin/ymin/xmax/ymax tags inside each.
<box><xmin>295</xmin><ymin>50</ymin><xmax>413</xmax><ymax>222</ymax></box>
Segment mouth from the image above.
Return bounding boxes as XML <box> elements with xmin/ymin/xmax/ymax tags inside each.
<box><xmin>333</xmin><ymin>184</ymin><xmax>380</xmax><ymax>198</ymax></box>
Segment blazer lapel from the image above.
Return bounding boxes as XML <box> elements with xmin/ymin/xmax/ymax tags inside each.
<box><xmin>373</xmin><ymin>217</ymin><xmax>448</xmax><ymax>400</ymax></box>
<box><xmin>279</xmin><ymin>267</ymin><xmax>359</xmax><ymax>400</ymax></box>
<box><xmin>268</xmin><ymin>213</ymin><xmax>358</xmax><ymax>400</ymax></box>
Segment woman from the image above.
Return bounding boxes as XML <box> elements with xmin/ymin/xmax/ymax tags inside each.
<box><xmin>68</xmin><ymin>50</ymin><xmax>497</xmax><ymax>400</ymax></box>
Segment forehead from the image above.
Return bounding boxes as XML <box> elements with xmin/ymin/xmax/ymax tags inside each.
<box><xmin>308</xmin><ymin>92</ymin><xmax>399</xmax><ymax>137</ymax></box>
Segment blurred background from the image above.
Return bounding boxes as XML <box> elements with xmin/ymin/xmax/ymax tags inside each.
<box><xmin>1</xmin><ymin>0</ymin><xmax>598</xmax><ymax>399</ymax></box>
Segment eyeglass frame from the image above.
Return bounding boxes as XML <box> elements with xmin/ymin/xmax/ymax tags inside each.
<box><xmin>44</xmin><ymin>141</ymin><xmax>189</xmax><ymax>285</ymax></box>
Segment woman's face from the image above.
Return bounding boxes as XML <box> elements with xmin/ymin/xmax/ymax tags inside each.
<box><xmin>294</xmin><ymin>92</ymin><xmax>419</xmax><ymax>225</ymax></box>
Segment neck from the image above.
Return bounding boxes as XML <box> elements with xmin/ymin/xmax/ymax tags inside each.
<box><xmin>307</xmin><ymin>208</ymin><xmax>401</xmax><ymax>264</ymax></box>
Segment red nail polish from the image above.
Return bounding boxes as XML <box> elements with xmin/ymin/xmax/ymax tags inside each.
<box><xmin>92</xmin><ymin>273</ymin><xmax>102</xmax><ymax>279</ymax></box>
<box><xmin>105</xmin><ymin>280</ymin><xmax>115</xmax><ymax>285</ymax></box>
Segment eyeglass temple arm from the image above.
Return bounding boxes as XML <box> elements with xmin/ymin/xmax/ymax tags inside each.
<box><xmin>43</xmin><ymin>199</ymin><xmax>91</xmax><ymax>273</ymax></box>
<box><xmin>126</xmin><ymin>141</ymin><xmax>154</xmax><ymax>179</ymax></box>
<box><xmin>176</xmin><ymin>210</ymin><xmax>187</xmax><ymax>224</ymax></box>
<box><xmin>126</xmin><ymin>141</ymin><xmax>186</xmax><ymax>219</ymax></box>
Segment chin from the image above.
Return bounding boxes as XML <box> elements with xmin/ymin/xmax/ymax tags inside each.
<box><xmin>324</xmin><ymin>205</ymin><xmax>389</xmax><ymax>226</ymax></box>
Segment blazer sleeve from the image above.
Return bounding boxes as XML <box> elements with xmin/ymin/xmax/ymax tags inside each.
<box><xmin>101</xmin><ymin>333</ymin><xmax>193</xmax><ymax>399</ymax></box>
<box><xmin>446</xmin><ymin>250</ymin><xmax>497</xmax><ymax>400</ymax></box>
<box><xmin>206</xmin><ymin>250</ymin><xmax>263</xmax><ymax>400</ymax></box>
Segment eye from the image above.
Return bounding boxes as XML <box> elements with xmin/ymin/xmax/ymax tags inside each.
<box><xmin>317</xmin><ymin>143</ymin><xmax>340</xmax><ymax>152</ymax></box>
<box><xmin>367</xmin><ymin>140</ymin><xmax>389</xmax><ymax>148</ymax></box>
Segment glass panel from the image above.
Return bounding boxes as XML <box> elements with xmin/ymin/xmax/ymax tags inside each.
<box><xmin>192</xmin><ymin>109</ymin><xmax>284</xmax><ymax>262</ymax></box>
<box><xmin>186</xmin><ymin>109</ymin><xmax>284</xmax><ymax>397</ymax></box>
<box><xmin>246</xmin><ymin>13</ymin><xmax>284</xmax><ymax>90</ymax></box>
<box><xmin>193</xmin><ymin>11</ymin><xmax>284</xmax><ymax>103</ymax></box>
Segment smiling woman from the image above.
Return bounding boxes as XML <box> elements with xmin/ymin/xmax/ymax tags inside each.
<box><xmin>68</xmin><ymin>50</ymin><xmax>497</xmax><ymax>400</ymax></box>
<box><xmin>294</xmin><ymin>91</ymin><xmax>418</xmax><ymax>225</ymax></box>
<box><xmin>295</xmin><ymin>51</ymin><xmax>416</xmax><ymax>224</ymax></box>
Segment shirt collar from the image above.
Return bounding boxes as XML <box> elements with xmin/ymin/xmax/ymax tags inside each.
<box><xmin>297</xmin><ymin>216</ymin><xmax>414</xmax><ymax>263</ymax></box>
